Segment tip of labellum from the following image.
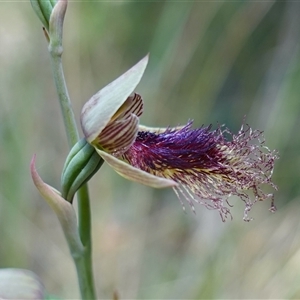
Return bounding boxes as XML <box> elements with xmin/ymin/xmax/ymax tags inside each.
<box><xmin>122</xmin><ymin>121</ymin><xmax>278</xmax><ymax>221</ymax></box>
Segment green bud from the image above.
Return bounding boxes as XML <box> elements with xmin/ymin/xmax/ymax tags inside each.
<box><xmin>30</xmin><ymin>0</ymin><xmax>57</xmax><ymax>31</ymax></box>
<box><xmin>61</xmin><ymin>139</ymin><xmax>104</xmax><ymax>202</ymax></box>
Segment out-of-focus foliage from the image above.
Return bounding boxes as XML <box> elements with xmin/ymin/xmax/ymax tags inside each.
<box><xmin>1</xmin><ymin>1</ymin><xmax>300</xmax><ymax>299</ymax></box>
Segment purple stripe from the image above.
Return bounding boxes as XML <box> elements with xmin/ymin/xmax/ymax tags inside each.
<box><xmin>106</xmin><ymin>118</ymin><xmax>138</xmax><ymax>151</ymax></box>
<box><xmin>101</xmin><ymin>115</ymin><xmax>138</xmax><ymax>152</ymax></box>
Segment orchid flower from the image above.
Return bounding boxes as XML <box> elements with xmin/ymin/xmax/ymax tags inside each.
<box><xmin>80</xmin><ymin>55</ymin><xmax>278</xmax><ymax>221</ymax></box>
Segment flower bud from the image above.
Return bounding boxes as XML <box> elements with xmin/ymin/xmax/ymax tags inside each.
<box><xmin>61</xmin><ymin>139</ymin><xmax>103</xmax><ymax>202</ymax></box>
<box><xmin>0</xmin><ymin>269</ymin><xmax>45</xmax><ymax>300</ymax></box>
<box><xmin>30</xmin><ymin>0</ymin><xmax>56</xmax><ymax>31</ymax></box>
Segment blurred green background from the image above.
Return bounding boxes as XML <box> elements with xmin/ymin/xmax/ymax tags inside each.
<box><xmin>1</xmin><ymin>1</ymin><xmax>300</xmax><ymax>299</ymax></box>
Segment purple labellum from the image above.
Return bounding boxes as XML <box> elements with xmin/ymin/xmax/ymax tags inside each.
<box><xmin>121</xmin><ymin>121</ymin><xmax>278</xmax><ymax>221</ymax></box>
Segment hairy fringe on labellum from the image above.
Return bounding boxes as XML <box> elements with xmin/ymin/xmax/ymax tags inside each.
<box><xmin>121</xmin><ymin>121</ymin><xmax>278</xmax><ymax>221</ymax></box>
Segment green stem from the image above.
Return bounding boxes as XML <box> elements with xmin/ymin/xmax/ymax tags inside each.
<box><xmin>74</xmin><ymin>255</ymin><xmax>96</xmax><ymax>300</ymax></box>
<box><xmin>49</xmin><ymin>37</ymin><xmax>97</xmax><ymax>299</ymax></box>
<box><xmin>76</xmin><ymin>185</ymin><xmax>96</xmax><ymax>296</ymax></box>
<box><xmin>77</xmin><ymin>185</ymin><xmax>92</xmax><ymax>246</ymax></box>
<box><xmin>49</xmin><ymin>51</ymin><xmax>79</xmax><ymax>147</ymax></box>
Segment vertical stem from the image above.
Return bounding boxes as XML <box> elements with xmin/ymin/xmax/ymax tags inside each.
<box><xmin>50</xmin><ymin>52</ymin><xmax>79</xmax><ymax>147</ymax></box>
<box><xmin>77</xmin><ymin>185</ymin><xmax>92</xmax><ymax>245</ymax></box>
<box><xmin>74</xmin><ymin>256</ymin><xmax>96</xmax><ymax>300</ymax></box>
<box><xmin>76</xmin><ymin>185</ymin><xmax>97</xmax><ymax>297</ymax></box>
<box><xmin>49</xmin><ymin>40</ymin><xmax>97</xmax><ymax>299</ymax></box>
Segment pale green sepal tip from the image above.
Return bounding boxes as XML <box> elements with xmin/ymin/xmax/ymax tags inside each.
<box><xmin>30</xmin><ymin>0</ymin><xmax>52</xmax><ymax>30</ymax></box>
<box><xmin>50</xmin><ymin>0</ymin><xmax>58</xmax><ymax>6</ymax></box>
<box><xmin>30</xmin><ymin>155</ymin><xmax>84</xmax><ymax>255</ymax></box>
<box><xmin>96</xmin><ymin>149</ymin><xmax>178</xmax><ymax>188</ymax></box>
<box><xmin>0</xmin><ymin>268</ymin><xmax>45</xmax><ymax>299</ymax></box>
<box><xmin>81</xmin><ymin>55</ymin><xmax>149</xmax><ymax>143</ymax></box>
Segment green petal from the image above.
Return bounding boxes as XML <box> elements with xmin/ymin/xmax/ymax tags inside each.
<box><xmin>30</xmin><ymin>155</ymin><xmax>84</xmax><ymax>254</ymax></box>
<box><xmin>96</xmin><ymin>149</ymin><xmax>178</xmax><ymax>188</ymax></box>
<box><xmin>81</xmin><ymin>55</ymin><xmax>149</xmax><ymax>143</ymax></box>
<box><xmin>0</xmin><ymin>268</ymin><xmax>45</xmax><ymax>299</ymax></box>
